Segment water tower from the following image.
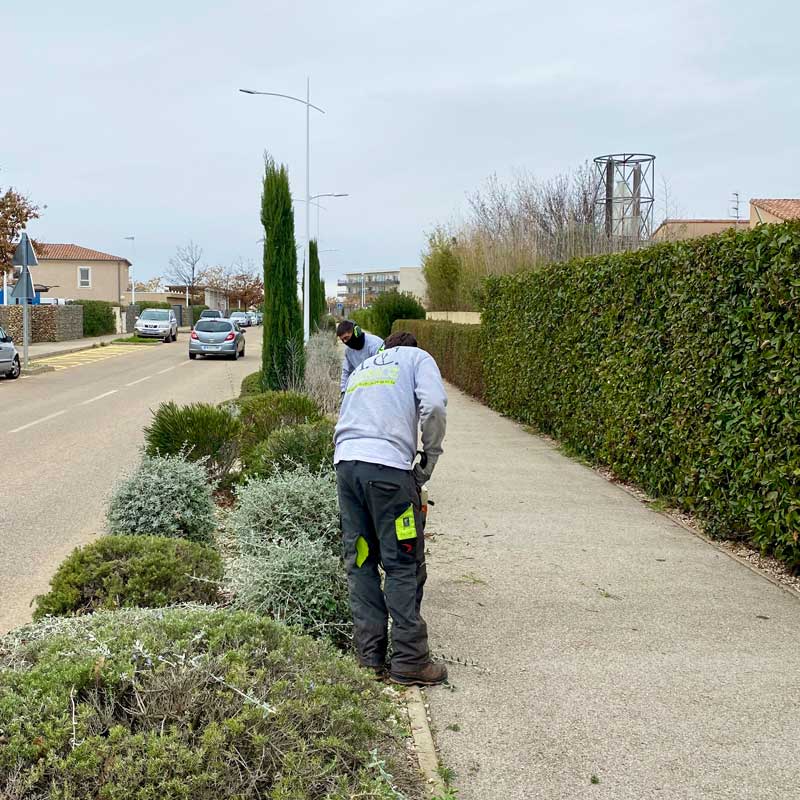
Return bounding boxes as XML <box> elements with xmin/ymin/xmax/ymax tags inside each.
<box><xmin>593</xmin><ymin>153</ymin><xmax>655</xmax><ymax>241</ymax></box>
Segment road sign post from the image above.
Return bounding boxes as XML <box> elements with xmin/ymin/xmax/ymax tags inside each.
<box><xmin>11</xmin><ymin>234</ymin><xmax>39</xmax><ymax>368</ymax></box>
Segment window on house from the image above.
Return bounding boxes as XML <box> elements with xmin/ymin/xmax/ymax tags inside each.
<box><xmin>78</xmin><ymin>266</ymin><xmax>91</xmax><ymax>288</ymax></box>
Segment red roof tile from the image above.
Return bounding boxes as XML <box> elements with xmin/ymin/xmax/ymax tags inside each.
<box><xmin>37</xmin><ymin>243</ymin><xmax>130</xmax><ymax>264</ymax></box>
<box><xmin>750</xmin><ymin>199</ymin><xmax>800</xmax><ymax>221</ymax></box>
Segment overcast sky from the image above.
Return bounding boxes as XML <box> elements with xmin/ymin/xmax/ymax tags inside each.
<box><xmin>3</xmin><ymin>1</ymin><xmax>798</xmax><ymax>294</ymax></box>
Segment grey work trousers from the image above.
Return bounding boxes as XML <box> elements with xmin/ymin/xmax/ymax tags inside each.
<box><xmin>335</xmin><ymin>460</ymin><xmax>429</xmax><ymax>670</ymax></box>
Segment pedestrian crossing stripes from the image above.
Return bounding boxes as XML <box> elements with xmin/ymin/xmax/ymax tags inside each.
<box><xmin>31</xmin><ymin>345</ymin><xmax>149</xmax><ymax>372</ymax></box>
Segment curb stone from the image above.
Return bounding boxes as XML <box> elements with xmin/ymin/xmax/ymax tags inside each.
<box><xmin>404</xmin><ymin>686</ymin><xmax>447</xmax><ymax>796</ymax></box>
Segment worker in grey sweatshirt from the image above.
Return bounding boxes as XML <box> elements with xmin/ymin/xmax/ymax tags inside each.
<box><xmin>336</xmin><ymin>320</ymin><xmax>384</xmax><ymax>394</ymax></box>
<box><xmin>334</xmin><ymin>330</ymin><xmax>448</xmax><ymax>686</ymax></box>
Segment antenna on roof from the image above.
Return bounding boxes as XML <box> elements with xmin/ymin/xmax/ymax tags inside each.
<box><xmin>730</xmin><ymin>192</ymin><xmax>741</xmax><ymax>222</ymax></box>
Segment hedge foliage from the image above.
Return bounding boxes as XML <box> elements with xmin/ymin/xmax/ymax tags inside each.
<box><xmin>243</xmin><ymin>419</ymin><xmax>336</xmax><ymax>479</ymax></box>
<box><xmin>0</xmin><ymin>607</ymin><xmax>421</xmax><ymax>799</ymax></box>
<box><xmin>144</xmin><ymin>401</ymin><xmax>241</xmax><ymax>482</ymax></box>
<box><xmin>391</xmin><ymin>318</ymin><xmax>484</xmax><ymax>401</ymax></box>
<box><xmin>72</xmin><ymin>299</ymin><xmax>116</xmax><ymax>336</ymax></box>
<box><xmin>33</xmin><ymin>535</ymin><xmax>222</xmax><ymax>619</ymax></box>
<box><xmin>240</xmin><ymin>370</ymin><xmax>264</xmax><ymax>397</ymax></box>
<box><xmin>482</xmin><ymin>223</ymin><xmax>800</xmax><ymax>569</ymax></box>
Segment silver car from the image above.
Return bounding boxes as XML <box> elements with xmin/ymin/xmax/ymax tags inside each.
<box><xmin>134</xmin><ymin>309</ymin><xmax>178</xmax><ymax>342</ymax></box>
<box><xmin>229</xmin><ymin>311</ymin><xmax>251</xmax><ymax>328</ymax></box>
<box><xmin>0</xmin><ymin>326</ymin><xmax>21</xmax><ymax>379</ymax></box>
<box><xmin>189</xmin><ymin>319</ymin><xmax>245</xmax><ymax>360</ymax></box>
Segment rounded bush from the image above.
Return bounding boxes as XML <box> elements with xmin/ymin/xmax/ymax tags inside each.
<box><xmin>144</xmin><ymin>401</ymin><xmax>240</xmax><ymax>482</ymax></box>
<box><xmin>228</xmin><ymin>536</ymin><xmax>351</xmax><ymax>645</ymax></box>
<box><xmin>234</xmin><ymin>390</ymin><xmax>323</xmax><ymax>457</ymax></box>
<box><xmin>0</xmin><ymin>607</ymin><xmax>421</xmax><ymax>798</ymax></box>
<box><xmin>243</xmin><ymin>419</ymin><xmax>335</xmax><ymax>478</ymax></box>
<box><xmin>367</xmin><ymin>291</ymin><xmax>426</xmax><ymax>338</ymax></box>
<box><xmin>239</xmin><ymin>370</ymin><xmax>264</xmax><ymax>397</ymax></box>
<box><xmin>228</xmin><ymin>466</ymin><xmax>339</xmax><ymax>553</ymax></box>
<box><xmin>107</xmin><ymin>453</ymin><xmax>216</xmax><ymax>542</ymax></box>
<box><xmin>33</xmin><ymin>535</ymin><xmax>223</xmax><ymax>619</ymax></box>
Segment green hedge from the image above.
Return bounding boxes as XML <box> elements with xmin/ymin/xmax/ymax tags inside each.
<box><xmin>391</xmin><ymin>318</ymin><xmax>484</xmax><ymax>401</ymax></box>
<box><xmin>71</xmin><ymin>300</ymin><xmax>116</xmax><ymax>336</ymax></box>
<box><xmin>134</xmin><ymin>301</ymin><xmax>172</xmax><ymax>312</ymax></box>
<box><xmin>482</xmin><ymin>222</ymin><xmax>800</xmax><ymax>569</ymax></box>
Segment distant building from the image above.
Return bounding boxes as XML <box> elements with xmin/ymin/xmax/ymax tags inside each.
<box><xmin>750</xmin><ymin>199</ymin><xmax>800</xmax><ymax>225</ymax></box>
<box><xmin>28</xmin><ymin>243</ymin><xmax>130</xmax><ymax>304</ymax></box>
<box><xmin>652</xmin><ymin>219</ymin><xmax>749</xmax><ymax>242</ymax></box>
<box><xmin>336</xmin><ymin>267</ymin><xmax>425</xmax><ymax>310</ymax></box>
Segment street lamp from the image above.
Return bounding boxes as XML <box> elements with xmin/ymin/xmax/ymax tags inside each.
<box><xmin>240</xmin><ymin>81</ymin><xmax>325</xmax><ymax>343</ymax></box>
<box><xmin>292</xmin><ymin>192</ymin><xmax>349</xmax><ymax>243</ymax></box>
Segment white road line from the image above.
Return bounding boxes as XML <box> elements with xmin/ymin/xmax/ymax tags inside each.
<box><xmin>9</xmin><ymin>409</ymin><xmax>67</xmax><ymax>434</ymax></box>
<box><xmin>79</xmin><ymin>389</ymin><xmax>119</xmax><ymax>406</ymax></box>
<box><xmin>125</xmin><ymin>375</ymin><xmax>152</xmax><ymax>387</ymax></box>
<box><xmin>177</xmin><ymin>360</ymin><xmax>191</xmax><ymax>367</ymax></box>
<box><xmin>156</xmin><ymin>366</ymin><xmax>176</xmax><ymax>374</ymax></box>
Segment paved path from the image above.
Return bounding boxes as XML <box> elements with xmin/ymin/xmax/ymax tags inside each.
<box><xmin>424</xmin><ymin>386</ymin><xmax>800</xmax><ymax>800</ymax></box>
<box><xmin>0</xmin><ymin>331</ymin><xmax>260</xmax><ymax>634</ymax></box>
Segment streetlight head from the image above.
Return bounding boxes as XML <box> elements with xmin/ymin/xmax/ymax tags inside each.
<box><xmin>239</xmin><ymin>88</ymin><xmax>258</xmax><ymax>95</ymax></box>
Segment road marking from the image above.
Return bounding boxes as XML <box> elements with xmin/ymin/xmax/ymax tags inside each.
<box><xmin>9</xmin><ymin>409</ymin><xmax>67</xmax><ymax>434</ymax></box>
<box><xmin>79</xmin><ymin>389</ymin><xmax>118</xmax><ymax>406</ymax></box>
<box><xmin>125</xmin><ymin>375</ymin><xmax>152</xmax><ymax>387</ymax></box>
<box><xmin>156</xmin><ymin>366</ymin><xmax>176</xmax><ymax>374</ymax></box>
<box><xmin>31</xmin><ymin>345</ymin><xmax>146</xmax><ymax>372</ymax></box>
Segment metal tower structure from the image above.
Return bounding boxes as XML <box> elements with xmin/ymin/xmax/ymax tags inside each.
<box><xmin>593</xmin><ymin>153</ymin><xmax>656</xmax><ymax>241</ymax></box>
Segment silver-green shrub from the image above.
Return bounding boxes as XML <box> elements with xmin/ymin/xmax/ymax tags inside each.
<box><xmin>228</xmin><ymin>466</ymin><xmax>339</xmax><ymax>553</ymax></box>
<box><xmin>227</xmin><ymin>536</ymin><xmax>350</xmax><ymax>644</ymax></box>
<box><xmin>107</xmin><ymin>454</ymin><xmax>216</xmax><ymax>543</ymax></box>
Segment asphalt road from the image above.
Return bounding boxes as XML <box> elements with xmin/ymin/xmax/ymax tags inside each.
<box><xmin>0</xmin><ymin>332</ymin><xmax>261</xmax><ymax>634</ymax></box>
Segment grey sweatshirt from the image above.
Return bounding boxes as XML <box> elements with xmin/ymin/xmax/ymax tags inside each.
<box><xmin>334</xmin><ymin>346</ymin><xmax>447</xmax><ymax>472</ymax></box>
<box><xmin>340</xmin><ymin>332</ymin><xmax>384</xmax><ymax>392</ymax></box>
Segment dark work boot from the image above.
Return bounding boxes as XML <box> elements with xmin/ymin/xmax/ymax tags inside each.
<box><xmin>390</xmin><ymin>661</ymin><xmax>448</xmax><ymax>686</ymax></box>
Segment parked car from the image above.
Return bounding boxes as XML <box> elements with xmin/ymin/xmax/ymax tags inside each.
<box><xmin>134</xmin><ymin>309</ymin><xmax>178</xmax><ymax>342</ymax></box>
<box><xmin>189</xmin><ymin>319</ymin><xmax>245</xmax><ymax>360</ymax></box>
<box><xmin>229</xmin><ymin>311</ymin><xmax>251</xmax><ymax>327</ymax></box>
<box><xmin>255</xmin><ymin>311</ymin><xmax>263</xmax><ymax>325</ymax></box>
<box><xmin>246</xmin><ymin>311</ymin><xmax>258</xmax><ymax>326</ymax></box>
<box><xmin>199</xmin><ymin>309</ymin><xmax>224</xmax><ymax>320</ymax></box>
<box><xmin>0</xmin><ymin>326</ymin><xmax>21</xmax><ymax>379</ymax></box>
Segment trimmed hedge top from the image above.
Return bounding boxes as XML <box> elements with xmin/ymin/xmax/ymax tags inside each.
<box><xmin>482</xmin><ymin>222</ymin><xmax>800</xmax><ymax>569</ymax></box>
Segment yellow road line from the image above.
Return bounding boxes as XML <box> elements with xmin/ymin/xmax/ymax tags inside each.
<box><xmin>32</xmin><ymin>345</ymin><xmax>150</xmax><ymax>371</ymax></box>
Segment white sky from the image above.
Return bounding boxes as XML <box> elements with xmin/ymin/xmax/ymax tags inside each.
<box><xmin>3</xmin><ymin>0</ymin><xmax>798</xmax><ymax>295</ymax></box>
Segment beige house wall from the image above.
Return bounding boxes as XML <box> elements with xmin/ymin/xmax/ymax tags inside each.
<box><xmin>426</xmin><ymin>310</ymin><xmax>481</xmax><ymax>325</ymax></box>
<box><xmin>749</xmin><ymin>205</ymin><xmax>784</xmax><ymax>225</ymax></box>
<box><xmin>652</xmin><ymin>220</ymin><xmax>748</xmax><ymax>242</ymax></box>
<box><xmin>30</xmin><ymin>259</ymin><xmax>129</xmax><ymax>304</ymax></box>
<box><xmin>398</xmin><ymin>267</ymin><xmax>426</xmax><ymax>304</ymax></box>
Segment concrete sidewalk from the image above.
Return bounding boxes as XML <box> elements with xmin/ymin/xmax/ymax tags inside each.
<box><xmin>424</xmin><ymin>386</ymin><xmax>800</xmax><ymax>800</ymax></box>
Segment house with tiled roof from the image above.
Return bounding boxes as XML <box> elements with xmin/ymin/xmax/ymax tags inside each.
<box><xmin>28</xmin><ymin>243</ymin><xmax>131</xmax><ymax>304</ymax></box>
<box><xmin>652</xmin><ymin>218</ymin><xmax>750</xmax><ymax>242</ymax></box>
<box><xmin>750</xmin><ymin>199</ymin><xmax>800</xmax><ymax>225</ymax></box>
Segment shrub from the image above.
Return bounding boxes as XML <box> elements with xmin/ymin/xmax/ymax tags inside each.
<box><xmin>392</xmin><ymin>318</ymin><xmax>484</xmax><ymax>400</ymax></box>
<box><xmin>72</xmin><ymin>299</ymin><xmax>116</xmax><ymax>336</ymax></box>
<box><xmin>351</xmin><ymin>307</ymin><xmax>373</xmax><ymax>332</ymax></box>
<box><xmin>144</xmin><ymin>400</ymin><xmax>240</xmax><ymax>481</ymax></box>
<box><xmin>234</xmin><ymin>390</ymin><xmax>322</xmax><ymax>457</ymax></box>
<box><xmin>0</xmin><ymin>606</ymin><xmax>423</xmax><ymax>799</ymax></box>
<box><xmin>190</xmin><ymin>304</ymin><xmax>209</xmax><ymax>325</ymax></box>
<box><xmin>134</xmin><ymin>300</ymin><xmax>171</xmax><ymax>312</ymax></box>
<box><xmin>240</xmin><ymin>369</ymin><xmax>264</xmax><ymax>396</ymax></box>
<box><xmin>303</xmin><ymin>331</ymin><xmax>343</xmax><ymax>414</ymax></box>
<box><xmin>244</xmin><ymin>419</ymin><xmax>335</xmax><ymax>478</ymax></box>
<box><xmin>228</xmin><ymin>466</ymin><xmax>340</xmax><ymax>553</ymax></box>
<box><xmin>482</xmin><ymin>222</ymin><xmax>800</xmax><ymax>570</ymax></box>
<box><xmin>107</xmin><ymin>454</ymin><xmax>216</xmax><ymax>542</ymax></box>
<box><xmin>228</xmin><ymin>536</ymin><xmax>350</xmax><ymax>644</ymax></box>
<box><xmin>33</xmin><ymin>535</ymin><xmax>222</xmax><ymax>619</ymax></box>
<box><xmin>368</xmin><ymin>291</ymin><xmax>426</xmax><ymax>338</ymax></box>
<box><xmin>318</xmin><ymin>313</ymin><xmax>338</xmax><ymax>332</ymax></box>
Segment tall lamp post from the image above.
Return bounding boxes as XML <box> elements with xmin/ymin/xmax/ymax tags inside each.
<box><xmin>240</xmin><ymin>80</ymin><xmax>325</xmax><ymax>343</ymax></box>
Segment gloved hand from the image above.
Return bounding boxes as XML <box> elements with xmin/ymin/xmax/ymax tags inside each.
<box><xmin>413</xmin><ymin>453</ymin><xmax>437</xmax><ymax>488</ymax></box>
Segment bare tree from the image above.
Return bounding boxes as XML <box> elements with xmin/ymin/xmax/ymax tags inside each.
<box><xmin>167</xmin><ymin>241</ymin><xmax>204</xmax><ymax>302</ymax></box>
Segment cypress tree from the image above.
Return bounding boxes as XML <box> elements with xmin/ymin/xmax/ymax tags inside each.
<box><xmin>308</xmin><ymin>239</ymin><xmax>323</xmax><ymax>329</ymax></box>
<box><xmin>261</xmin><ymin>156</ymin><xmax>303</xmax><ymax>389</ymax></box>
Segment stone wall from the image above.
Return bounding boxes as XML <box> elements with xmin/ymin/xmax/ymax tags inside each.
<box><xmin>0</xmin><ymin>305</ymin><xmax>84</xmax><ymax>342</ymax></box>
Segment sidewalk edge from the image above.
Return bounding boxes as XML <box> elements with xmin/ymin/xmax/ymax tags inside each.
<box><xmin>404</xmin><ymin>686</ymin><xmax>446</xmax><ymax>796</ymax></box>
